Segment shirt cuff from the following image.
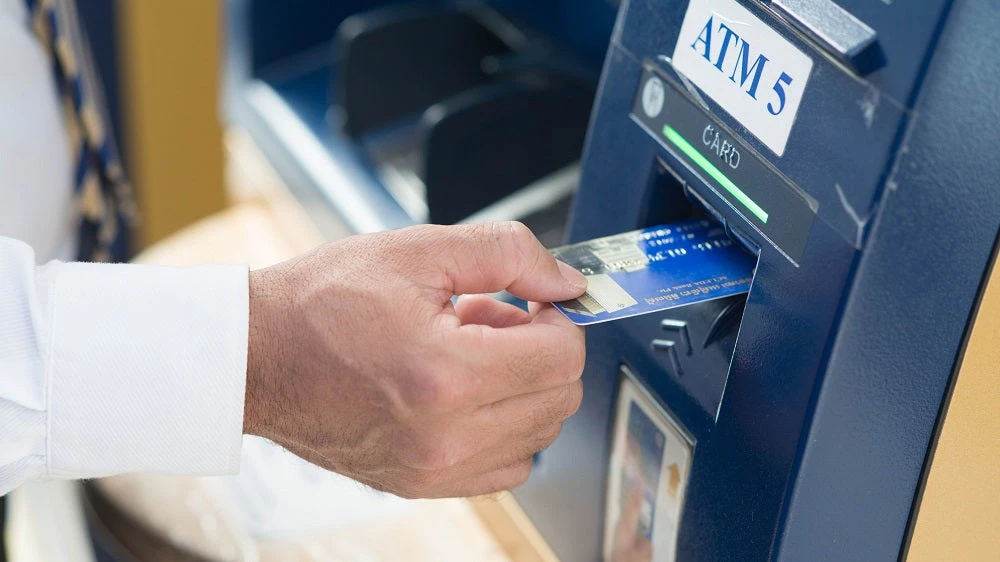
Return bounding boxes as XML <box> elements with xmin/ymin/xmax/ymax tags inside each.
<box><xmin>45</xmin><ymin>261</ymin><xmax>249</xmax><ymax>479</ymax></box>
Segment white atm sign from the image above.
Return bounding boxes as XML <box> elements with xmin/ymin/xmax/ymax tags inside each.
<box><xmin>672</xmin><ymin>0</ymin><xmax>813</xmax><ymax>157</ymax></box>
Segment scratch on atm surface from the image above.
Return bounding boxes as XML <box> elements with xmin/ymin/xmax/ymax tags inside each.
<box><xmin>858</xmin><ymin>87</ymin><xmax>880</xmax><ymax>129</ymax></box>
<box><xmin>658</xmin><ymin>54</ymin><xmax>711</xmax><ymax>111</ymax></box>
<box><xmin>835</xmin><ymin>183</ymin><xmax>871</xmax><ymax>248</ymax></box>
<box><xmin>885</xmin><ymin>111</ymin><xmax>919</xmax><ymax>193</ymax></box>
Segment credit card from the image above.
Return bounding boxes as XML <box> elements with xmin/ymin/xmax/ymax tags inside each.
<box><xmin>550</xmin><ymin>220</ymin><xmax>756</xmax><ymax>325</ymax></box>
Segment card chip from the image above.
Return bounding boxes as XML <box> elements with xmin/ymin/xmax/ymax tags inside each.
<box><xmin>585</xmin><ymin>274</ymin><xmax>639</xmax><ymax>313</ymax></box>
<box><xmin>559</xmin><ymin>293</ymin><xmax>605</xmax><ymax>316</ymax></box>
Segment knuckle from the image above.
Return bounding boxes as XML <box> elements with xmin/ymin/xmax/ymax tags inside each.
<box><xmin>405</xmin><ymin>432</ymin><xmax>463</xmax><ymax>472</ymax></box>
<box><xmin>496</xmin><ymin>221</ymin><xmax>536</xmax><ymax>271</ymax></box>
<box><xmin>411</xmin><ymin>470</ymin><xmax>438</xmax><ymax>493</ymax></box>
<box><xmin>564</xmin><ymin>338</ymin><xmax>587</xmax><ymax>380</ymax></box>
<box><xmin>565</xmin><ymin>380</ymin><xmax>584</xmax><ymax>418</ymax></box>
<box><xmin>426</xmin><ymin>444</ymin><xmax>458</xmax><ymax>472</ymax></box>
<box><xmin>509</xmin><ymin>220</ymin><xmax>539</xmax><ymax>268</ymax></box>
<box><xmin>403</xmin><ymin>369</ymin><xmax>460</xmax><ymax>413</ymax></box>
<box><xmin>511</xmin><ymin>342</ymin><xmax>561</xmax><ymax>389</ymax></box>
<box><xmin>383</xmin><ymin>478</ymin><xmax>411</xmax><ymax>499</ymax></box>
<box><xmin>468</xmin><ymin>222</ymin><xmax>503</xmax><ymax>261</ymax></box>
<box><xmin>534</xmin><ymin>423</ymin><xmax>563</xmax><ymax>451</ymax></box>
<box><xmin>505</xmin><ymin>220</ymin><xmax>534</xmax><ymax>245</ymax></box>
<box><xmin>400</xmin><ymin>470</ymin><xmax>440</xmax><ymax>499</ymax></box>
<box><xmin>511</xmin><ymin>462</ymin><xmax>533</xmax><ymax>488</ymax></box>
<box><xmin>527</xmin><ymin>385</ymin><xmax>575</xmax><ymax>432</ymax></box>
<box><xmin>477</xmin><ymin>221</ymin><xmax>500</xmax><ymax>243</ymax></box>
<box><xmin>523</xmin><ymin>385</ymin><xmax>578</xmax><ymax>443</ymax></box>
<box><xmin>395</xmin><ymin>487</ymin><xmax>421</xmax><ymax>500</ymax></box>
<box><xmin>404</xmin><ymin>224</ymin><xmax>445</xmax><ymax>247</ymax></box>
<box><xmin>543</xmin><ymin>386</ymin><xmax>573</xmax><ymax>422</ymax></box>
<box><xmin>406</xmin><ymin>439</ymin><xmax>437</xmax><ymax>471</ymax></box>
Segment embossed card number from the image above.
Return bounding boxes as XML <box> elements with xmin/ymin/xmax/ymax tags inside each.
<box><xmin>672</xmin><ymin>0</ymin><xmax>813</xmax><ymax>157</ymax></box>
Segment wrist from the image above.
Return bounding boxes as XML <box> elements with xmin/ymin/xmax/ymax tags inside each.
<box><xmin>244</xmin><ymin>268</ymin><xmax>277</xmax><ymax>438</ymax></box>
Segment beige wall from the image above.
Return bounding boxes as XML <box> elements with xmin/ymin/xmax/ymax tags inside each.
<box><xmin>907</xmin><ymin>252</ymin><xmax>1000</xmax><ymax>560</ymax></box>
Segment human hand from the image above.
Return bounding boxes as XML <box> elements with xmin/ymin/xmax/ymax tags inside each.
<box><xmin>243</xmin><ymin>222</ymin><xmax>588</xmax><ymax>498</ymax></box>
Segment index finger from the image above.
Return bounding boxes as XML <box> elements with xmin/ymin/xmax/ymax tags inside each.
<box><xmin>442</xmin><ymin>304</ymin><xmax>586</xmax><ymax>404</ymax></box>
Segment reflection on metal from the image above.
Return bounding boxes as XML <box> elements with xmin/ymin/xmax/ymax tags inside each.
<box><xmin>378</xmin><ymin>164</ymin><xmax>430</xmax><ymax>223</ymax></box>
<box><xmin>772</xmin><ymin>0</ymin><xmax>879</xmax><ymax>73</ymax></box>
<box><xmin>460</xmin><ymin>164</ymin><xmax>579</xmax><ymax>225</ymax></box>
<box><xmin>246</xmin><ymin>83</ymin><xmax>392</xmax><ymax>234</ymax></box>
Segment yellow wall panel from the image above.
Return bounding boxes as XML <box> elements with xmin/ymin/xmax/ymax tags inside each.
<box><xmin>117</xmin><ymin>0</ymin><xmax>226</xmax><ymax>247</ymax></box>
<box><xmin>907</xmin><ymin>250</ymin><xmax>1000</xmax><ymax>560</ymax></box>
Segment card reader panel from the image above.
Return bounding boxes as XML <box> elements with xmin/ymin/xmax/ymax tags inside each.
<box><xmin>514</xmin><ymin>1</ymin><xmax>1000</xmax><ymax>561</ymax></box>
<box><xmin>632</xmin><ymin>67</ymin><xmax>816</xmax><ymax>263</ymax></box>
<box><xmin>614</xmin><ymin>0</ymin><xmax>909</xmax><ymax>253</ymax></box>
<box><xmin>515</xmin><ymin>28</ymin><xmax>859</xmax><ymax>560</ymax></box>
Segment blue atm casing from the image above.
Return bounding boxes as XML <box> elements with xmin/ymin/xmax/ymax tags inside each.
<box><xmin>513</xmin><ymin>0</ymin><xmax>1000</xmax><ymax>560</ymax></box>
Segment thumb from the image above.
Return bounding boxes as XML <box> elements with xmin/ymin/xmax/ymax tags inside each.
<box><xmin>428</xmin><ymin>222</ymin><xmax>588</xmax><ymax>302</ymax></box>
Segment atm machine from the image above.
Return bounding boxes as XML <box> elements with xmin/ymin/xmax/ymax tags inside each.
<box><xmin>513</xmin><ymin>0</ymin><xmax>1000</xmax><ymax>560</ymax></box>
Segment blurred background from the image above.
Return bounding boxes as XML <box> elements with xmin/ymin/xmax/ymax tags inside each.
<box><xmin>82</xmin><ymin>0</ymin><xmax>620</xmax><ymax>251</ymax></box>
<box><xmin>6</xmin><ymin>2</ymin><xmax>999</xmax><ymax>561</ymax></box>
<box><xmin>7</xmin><ymin>1</ymin><xmax>619</xmax><ymax>560</ymax></box>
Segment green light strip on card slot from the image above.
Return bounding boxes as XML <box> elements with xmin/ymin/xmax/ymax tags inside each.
<box><xmin>662</xmin><ymin>125</ymin><xmax>769</xmax><ymax>224</ymax></box>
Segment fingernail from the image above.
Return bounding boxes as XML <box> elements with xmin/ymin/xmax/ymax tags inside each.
<box><xmin>557</xmin><ymin>261</ymin><xmax>588</xmax><ymax>291</ymax></box>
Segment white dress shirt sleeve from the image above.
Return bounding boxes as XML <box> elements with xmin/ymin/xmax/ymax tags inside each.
<box><xmin>0</xmin><ymin>236</ymin><xmax>249</xmax><ymax>496</ymax></box>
